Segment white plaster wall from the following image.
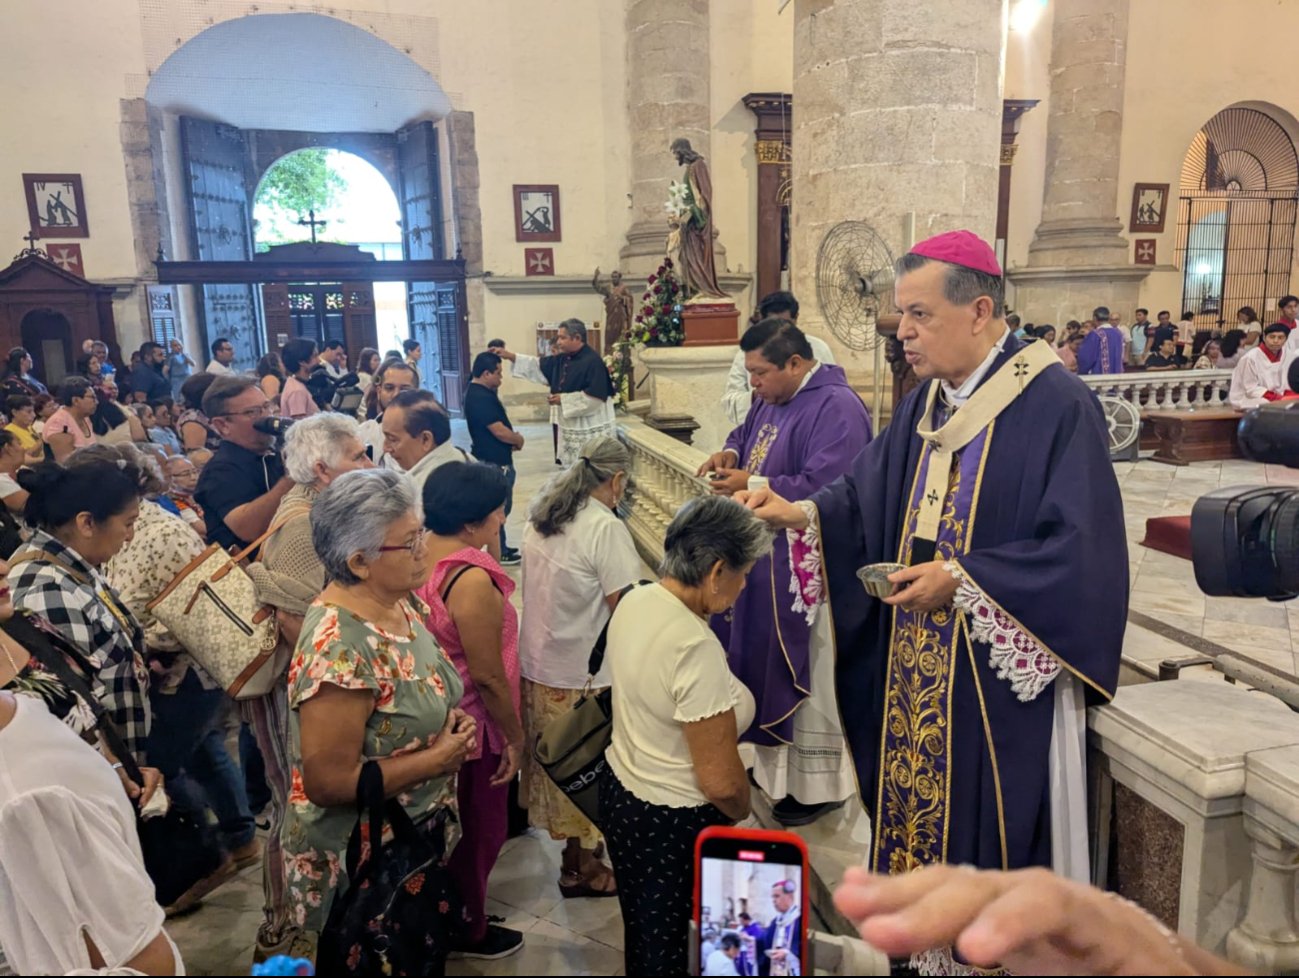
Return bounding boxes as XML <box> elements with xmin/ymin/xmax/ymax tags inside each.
<box><xmin>1</xmin><ymin>0</ymin><xmax>789</xmax><ymax>383</ymax></box>
<box><xmin>1005</xmin><ymin>0</ymin><xmax>1299</xmax><ymax>323</ymax></box>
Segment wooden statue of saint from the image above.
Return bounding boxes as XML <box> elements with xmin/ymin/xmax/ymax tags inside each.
<box><xmin>670</xmin><ymin>138</ymin><xmax>729</xmax><ymax>301</ymax></box>
<box><xmin>591</xmin><ymin>267</ymin><xmax>635</xmax><ymax>352</ymax></box>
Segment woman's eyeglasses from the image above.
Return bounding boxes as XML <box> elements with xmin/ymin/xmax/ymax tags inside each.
<box><xmin>377</xmin><ymin>527</ymin><xmax>429</xmax><ymax>558</ymax></box>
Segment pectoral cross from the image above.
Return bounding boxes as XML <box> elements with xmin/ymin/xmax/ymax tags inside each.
<box><xmin>1013</xmin><ymin>356</ymin><xmax>1029</xmax><ymax>389</ymax></box>
<box><xmin>297</xmin><ymin>209</ymin><xmax>327</xmax><ymax>243</ymax></box>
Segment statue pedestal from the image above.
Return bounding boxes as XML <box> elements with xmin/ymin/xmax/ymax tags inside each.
<box><xmin>639</xmin><ymin>344</ymin><xmax>737</xmax><ymax>452</ymax></box>
<box><xmin>682</xmin><ymin>302</ymin><xmax>740</xmax><ymax>347</ymax></box>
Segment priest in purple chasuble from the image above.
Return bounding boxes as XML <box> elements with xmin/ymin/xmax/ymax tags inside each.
<box><xmin>1076</xmin><ymin>305</ymin><xmax>1127</xmax><ymax>375</ymax></box>
<box><xmin>697</xmin><ymin>317</ymin><xmax>872</xmax><ymax>824</ymax></box>
<box><xmin>739</xmin><ymin>231</ymin><xmax>1127</xmax><ymax>974</ymax></box>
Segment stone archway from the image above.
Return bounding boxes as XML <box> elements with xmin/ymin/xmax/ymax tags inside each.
<box><xmin>118</xmin><ymin>11</ymin><xmax>483</xmax><ymax>380</ymax></box>
<box><xmin>1176</xmin><ymin>104</ymin><xmax>1299</xmax><ymax>334</ymax></box>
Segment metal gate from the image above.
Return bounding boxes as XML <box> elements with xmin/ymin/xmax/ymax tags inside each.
<box><xmin>1175</xmin><ymin>107</ymin><xmax>1299</xmax><ymax>334</ymax></box>
<box><xmin>1175</xmin><ymin>192</ymin><xmax>1297</xmax><ymax>333</ymax></box>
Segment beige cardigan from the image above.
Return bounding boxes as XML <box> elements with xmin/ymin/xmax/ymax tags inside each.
<box><xmin>247</xmin><ymin>484</ymin><xmax>324</xmax><ymax>616</ymax></box>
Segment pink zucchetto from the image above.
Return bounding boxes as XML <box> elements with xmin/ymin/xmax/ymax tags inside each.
<box><xmin>907</xmin><ymin>229</ymin><xmax>1002</xmax><ymax>278</ymax></box>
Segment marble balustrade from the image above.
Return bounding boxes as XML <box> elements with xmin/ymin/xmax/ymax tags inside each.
<box><xmin>620</xmin><ymin>417</ymin><xmax>710</xmax><ymax>567</ymax></box>
<box><xmin>1227</xmin><ymin>744</ymin><xmax>1299</xmax><ymax>973</ymax></box>
<box><xmin>1080</xmin><ymin>369</ymin><xmax>1234</xmax><ymax>412</ymax></box>
<box><xmin>1089</xmin><ymin>681</ymin><xmax>1299</xmax><ymax>963</ymax></box>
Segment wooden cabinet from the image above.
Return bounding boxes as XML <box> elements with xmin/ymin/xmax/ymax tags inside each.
<box><xmin>0</xmin><ymin>253</ymin><xmax>118</xmax><ymax>389</ymax></box>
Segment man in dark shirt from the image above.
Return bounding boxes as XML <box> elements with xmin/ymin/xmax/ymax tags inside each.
<box><xmin>1144</xmin><ymin>337</ymin><xmax>1181</xmax><ymax>371</ymax></box>
<box><xmin>129</xmin><ymin>342</ymin><xmax>171</xmax><ymax>404</ymax></box>
<box><xmin>464</xmin><ymin>351</ymin><xmax>524</xmax><ymax>564</ymax></box>
<box><xmin>194</xmin><ymin>375</ymin><xmax>291</xmax><ymax>553</ymax></box>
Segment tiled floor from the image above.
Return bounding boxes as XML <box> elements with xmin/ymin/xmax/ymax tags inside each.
<box><xmin>171</xmin><ymin>424</ymin><xmax>636</xmax><ymax>975</ymax></box>
<box><xmin>1115</xmin><ymin>455</ymin><xmax>1299</xmax><ymax>679</ymax></box>
<box><xmin>168</xmin><ymin>427</ymin><xmax>1299</xmax><ymax>974</ymax></box>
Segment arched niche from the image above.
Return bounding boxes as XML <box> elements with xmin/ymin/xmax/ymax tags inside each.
<box><xmin>1176</xmin><ymin>104</ymin><xmax>1299</xmax><ymax>333</ymax></box>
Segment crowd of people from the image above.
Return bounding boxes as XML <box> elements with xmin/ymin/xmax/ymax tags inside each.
<box><xmin>1008</xmin><ymin>298</ymin><xmax>1299</xmax><ymax>409</ymax></box>
<box><xmin>0</xmin><ymin>271</ymin><xmax>1250</xmax><ymax>978</ymax></box>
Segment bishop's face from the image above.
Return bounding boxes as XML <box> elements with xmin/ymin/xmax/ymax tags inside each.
<box><xmin>894</xmin><ymin>262</ymin><xmax>1000</xmax><ymax>386</ymax></box>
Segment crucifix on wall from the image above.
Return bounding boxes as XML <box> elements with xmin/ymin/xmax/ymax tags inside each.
<box><xmin>297</xmin><ymin>209</ymin><xmax>327</xmax><ymax>243</ymax></box>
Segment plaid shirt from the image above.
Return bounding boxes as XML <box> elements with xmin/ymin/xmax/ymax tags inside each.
<box><xmin>11</xmin><ymin>529</ymin><xmax>151</xmax><ymax>758</ymax></box>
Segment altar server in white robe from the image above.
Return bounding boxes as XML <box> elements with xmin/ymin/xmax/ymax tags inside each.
<box><xmin>722</xmin><ymin>291</ymin><xmax>838</xmax><ymax>427</ymax></box>
<box><xmin>1230</xmin><ymin>321</ymin><xmax>1289</xmax><ymax>409</ymax></box>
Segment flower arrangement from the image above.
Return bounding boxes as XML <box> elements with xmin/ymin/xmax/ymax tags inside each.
<box><xmin>630</xmin><ymin>257</ymin><xmax>685</xmax><ymax>348</ymax></box>
<box><xmin>602</xmin><ymin>257</ymin><xmax>686</xmax><ymax>410</ymax></box>
<box><xmin>604</xmin><ymin>344</ymin><xmax>634</xmax><ymax>410</ymax></box>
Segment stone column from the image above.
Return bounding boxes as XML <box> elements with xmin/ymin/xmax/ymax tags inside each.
<box><xmin>790</xmin><ymin>0</ymin><xmax>1004</xmax><ymax>377</ymax></box>
<box><xmin>743</xmin><ymin>93</ymin><xmax>793</xmax><ymax>302</ymax></box>
<box><xmin>621</xmin><ymin>0</ymin><xmax>724</xmax><ymax>274</ymax></box>
<box><xmin>1010</xmin><ymin>0</ymin><xmax>1149</xmax><ymax>322</ymax></box>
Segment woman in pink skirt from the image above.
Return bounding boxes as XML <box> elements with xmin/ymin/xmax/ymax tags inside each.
<box><xmin>416</xmin><ymin>461</ymin><xmax>524</xmax><ymax>962</ymax></box>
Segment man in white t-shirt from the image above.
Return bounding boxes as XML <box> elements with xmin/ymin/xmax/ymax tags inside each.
<box><xmin>205</xmin><ymin>337</ymin><xmax>236</xmax><ymax>375</ymax></box>
<box><xmin>722</xmin><ymin>292</ymin><xmax>837</xmax><ymax>426</ymax></box>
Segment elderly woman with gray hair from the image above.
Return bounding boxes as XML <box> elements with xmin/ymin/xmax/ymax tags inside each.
<box><xmin>243</xmin><ymin>412</ymin><xmax>372</xmax><ymax>958</ymax></box>
<box><xmin>518</xmin><ymin>434</ymin><xmax>643</xmax><ymax>898</ymax></box>
<box><xmin>281</xmin><ymin>467</ymin><xmax>474</xmax><ymax>956</ymax></box>
<box><xmin>601</xmin><ymin>494</ymin><xmax>772</xmax><ymax>976</ymax></box>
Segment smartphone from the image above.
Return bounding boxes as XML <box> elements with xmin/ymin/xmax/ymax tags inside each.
<box><xmin>694</xmin><ymin>826</ymin><xmax>810</xmax><ymax>977</ymax></box>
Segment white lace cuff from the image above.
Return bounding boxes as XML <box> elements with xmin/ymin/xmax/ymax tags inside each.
<box><xmin>786</xmin><ymin>501</ymin><xmax>823</xmax><ymax>625</ymax></box>
<box><xmin>910</xmin><ymin>946</ymin><xmax>1008</xmax><ymax>976</ymax></box>
<box><xmin>949</xmin><ymin>562</ymin><xmax>1060</xmax><ymax>703</ymax></box>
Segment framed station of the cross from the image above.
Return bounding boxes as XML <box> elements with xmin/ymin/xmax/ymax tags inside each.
<box><xmin>22</xmin><ymin>173</ymin><xmax>89</xmax><ymax>238</ymax></box>
<box><xmin>513</xmin><ymin>184</ymin><xmax>561</xmax><ymax>242</ymax></box>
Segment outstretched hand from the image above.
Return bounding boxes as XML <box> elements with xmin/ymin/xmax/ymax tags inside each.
<box><xmin>733</xmin><ymin>486</ymin><xmax>809</xmax><ymax>530</ymax></box>
<box><xmin>833</xmin><ymin>864</ymin><xmax>1226</xmax><ymax>976</ymax></box>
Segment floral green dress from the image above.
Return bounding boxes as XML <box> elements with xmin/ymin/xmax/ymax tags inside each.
<box><xmin>282</xmin><ymin>596</ymin><xmax>464</xmax><ymax>933</ymax></box>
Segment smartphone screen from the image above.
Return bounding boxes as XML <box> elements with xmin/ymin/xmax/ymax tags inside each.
<box><xmin>694</xmin><ymin>827</ymin><xmax>809</xmax><ymax>977</ymax></box>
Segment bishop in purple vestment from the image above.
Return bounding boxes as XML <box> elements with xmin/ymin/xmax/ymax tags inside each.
<box><xmin>740</xmin><ymin>233</ymin><xmax>1127</xmax><ymax>974</ymax></box>
<box><xmin>698</xmin><ymin>318</ymin><xmax>871</xmax><ymax>815</ymax></box>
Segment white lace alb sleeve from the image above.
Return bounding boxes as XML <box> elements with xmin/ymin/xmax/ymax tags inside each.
<box><xmin>511</xmin><ymin>353</ymin><xmax>550</xmax><ymax>387</ymax></box>
<box><xmin>785</xmin><ymin>500</ymin><xmax>825</xmax><ymax>625</ymax></box>
<box><xmin>947</xmin><ymin>560</ymin><xmax>1060</xmax><ymax>702</ymax></box>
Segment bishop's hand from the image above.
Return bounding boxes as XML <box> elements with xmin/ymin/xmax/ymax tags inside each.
<box><xmin>734</xmin><ymin>486</ymin><xmax>809</xmax><ymax>530</ymax></box>
<box><xmin>882</xmin><ymin>561</ymin><xmax>959</xmax><ymax>612</ymax></box>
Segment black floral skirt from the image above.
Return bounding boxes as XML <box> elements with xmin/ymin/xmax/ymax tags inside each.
<box><xmin>600</xmin><ymin>767</ymin><xmax>729</xmax><ymax>977</ymax></box>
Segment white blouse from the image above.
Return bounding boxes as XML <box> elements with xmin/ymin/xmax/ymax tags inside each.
<box><xmin>605</xmin><ymin>584</ymin><xmax>756</xmax><ymax>808</ymax></box>
<box><xmin>519</xmin><ymin>500</ymin><xmax>644</xmax><ymax>689</ymax></box>
<box><xmin>0</xmin><ymin>695</ymin><xmax>180</xmax><ymax>975</ymax></box>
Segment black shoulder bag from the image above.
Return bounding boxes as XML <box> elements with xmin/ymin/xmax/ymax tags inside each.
<box><xmin>317</xmin><ymin>760</ymin><xmax>465</xmax><ymax>976</ymax></box>
<box><xmin>532</xmin><ymin>580</ymin><xmax>650</xmax><ymax>828</ymax></box>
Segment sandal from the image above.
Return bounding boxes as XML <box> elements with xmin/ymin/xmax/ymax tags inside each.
<box><xmin>558</xmin><ymin>867</ymin><xmax>618</xmax><ymax>899</ymax></box>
